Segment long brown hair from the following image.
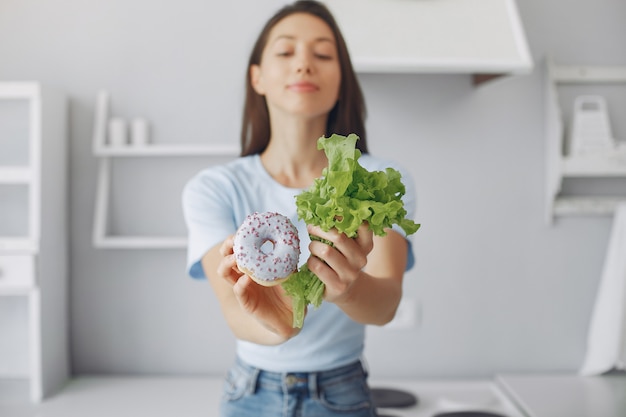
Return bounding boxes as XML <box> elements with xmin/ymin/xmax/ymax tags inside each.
<box><xmin>240</xmin><ymin>0</ymin><xmax>368</xmax><ymax>156</ymax></box>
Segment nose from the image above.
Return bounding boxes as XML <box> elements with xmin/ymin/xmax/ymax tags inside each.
<box><xmin>295</xmin><ymin>52</ymin><xmax>313</xmax><ymax>74</ymax></box>
<box><xmin>296</xmin><ymin>62</ymin><xmax>311</xmax><ymax>74</ymax></box>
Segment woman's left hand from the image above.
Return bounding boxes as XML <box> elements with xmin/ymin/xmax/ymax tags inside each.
<box><xmin>305</xmin><ymin>222</ymin><xmax>374</xmax><ymax>304</ymax></box>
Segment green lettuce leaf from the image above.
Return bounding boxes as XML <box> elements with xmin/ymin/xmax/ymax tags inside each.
<box><xmin>282</xmin><ymin>133</ymin><xmax>420</xmax><ymax>328</ymax></box>
<box><xmin>281</xmin><ymin>265</ymin><xmax>324</xmax><ymax>329</ymax></box>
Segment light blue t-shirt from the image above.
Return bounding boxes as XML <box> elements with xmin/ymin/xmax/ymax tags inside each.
<box><xmin>182</xmin><ymin>153</ymin><xmax>416</xmax><ymax>372</ymax></box>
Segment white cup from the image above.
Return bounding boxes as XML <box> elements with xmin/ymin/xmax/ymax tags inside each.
<box><xmin>108</xmin><ymin>118</ymin><xmax>128</xmax><ymax>147</ymax></box>
<box><xmin>131</xmin><ymin>118</ymin><xmax>150</xmax><ymax>146</ymax></box>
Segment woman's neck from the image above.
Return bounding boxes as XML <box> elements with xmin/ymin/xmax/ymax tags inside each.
<box><xmin>260</xmin><ymin>118</ymin><xmax>328</xmax><ymax>189</ymax></box>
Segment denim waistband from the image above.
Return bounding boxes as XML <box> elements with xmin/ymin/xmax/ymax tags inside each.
<box><xmin>233</xmin><ymin>357</ymin><xmax>368</xmax><ymax>397</ymax></box>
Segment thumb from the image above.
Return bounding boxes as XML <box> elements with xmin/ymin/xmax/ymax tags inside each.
<box><xmin>233</xmin><ymin>275</ymin><xmax>252</xmax><ymax>303</ymax></box>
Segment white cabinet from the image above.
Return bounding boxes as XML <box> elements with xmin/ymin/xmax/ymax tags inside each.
<box><xmin>544</xmin><ymin>58</ymin><xmax>626</xmax><ymax>224</ymax></box>
<box><xmin>0</xmin><ymin>82</ymin><xmax>67</xmax><ymax>402</ymax></box>
<box><xmin>324</xmin><ymin>0</ymin><xmax>533</xmax><ymax>84</ymax></box>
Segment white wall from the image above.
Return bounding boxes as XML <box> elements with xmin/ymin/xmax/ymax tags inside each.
<box><xmin>1</xmin><ymin>0</ymin><xmax>625</xmax><ymax>378</ymax></box>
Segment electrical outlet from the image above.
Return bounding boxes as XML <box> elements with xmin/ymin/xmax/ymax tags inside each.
<box><xmin>386</xmin><ymin>297</ymin><xmax>420</xmax><ymax>330</ymax></box>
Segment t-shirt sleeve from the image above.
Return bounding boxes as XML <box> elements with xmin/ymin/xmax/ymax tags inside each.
<box><xmin>181</xmin><ymin>168</ymin><xmax>237</xmax><ymax>279</ymax></box>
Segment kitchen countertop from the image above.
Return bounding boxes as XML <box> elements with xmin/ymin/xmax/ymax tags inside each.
<box><xmin>0</xmin><ymin>376</ymin><xmax>525</xmax><ymax>417</ymax></box>
<box><xmin>496</xmin><ymin>373</ymin><xmax>626</xmax><ymax>417</ymax></box>
<box><xmin>5</xmin><ymin>374</ymin><xmax>623</xmax><ymax>417</ymax></box>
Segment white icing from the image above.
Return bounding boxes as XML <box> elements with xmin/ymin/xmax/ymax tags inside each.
<box><xmin>234</xmin><ymin>212</ymin><xmax>300</xmax><ymax>283</ymax></box>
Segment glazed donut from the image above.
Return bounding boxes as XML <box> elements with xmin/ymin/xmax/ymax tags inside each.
<box><xmin>233</xmin><ymin>212</ymin><xmax>301</xmax><ymax>286</ymax></box>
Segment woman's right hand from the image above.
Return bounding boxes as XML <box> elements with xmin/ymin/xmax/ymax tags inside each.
<box><xmin>213</xmin><ymin>235</ymin><xmax>301</xmax><ymax>341</ymax></box>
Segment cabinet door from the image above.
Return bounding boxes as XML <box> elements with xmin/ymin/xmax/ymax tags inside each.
<box><xmin>0</xmin><ymin>296</ymin><xmax>30</xmax><ymax>378</ymax></box>
<box><xmin>0</xmin><ymin>97</ymin><xmax>31</xmax><ymax>167</ymax></box>
<box><xmin>0</xmin><ymin>87</ymin><xmax>38</xmax><ymax>252</ymax></box>
<box><xmin>0</xmin><ymin>185</ymin><xmax>31</xmax><ymax>245</ymax></box>
<box><xmin>0</xmin><ymin>255</ymin><xmax>35</xmax><ymax>289</ymax></box>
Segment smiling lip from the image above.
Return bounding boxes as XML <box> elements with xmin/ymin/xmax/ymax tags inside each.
<box><xmin>287</xmin><ymin>81</ymin><xmax>319</xmax><ymax>92</ymax></box>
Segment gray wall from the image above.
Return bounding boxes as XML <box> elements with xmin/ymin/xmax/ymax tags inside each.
<box><xmin>1</xmin><ymin>0</ymin><xmax>625</xmax><ymax>378</ymax></box>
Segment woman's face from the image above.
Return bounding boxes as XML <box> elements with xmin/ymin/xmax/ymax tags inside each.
<box><xmin>251</xmin><ymin>12</ymin><xmax>341</xmax><ymax>121</ymax></box>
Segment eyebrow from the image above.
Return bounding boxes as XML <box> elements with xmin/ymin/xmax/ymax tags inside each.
<box><xmin>271</xmin><ymin>34</ymin><xmax>335</xmax><ymax>45</ymax></box>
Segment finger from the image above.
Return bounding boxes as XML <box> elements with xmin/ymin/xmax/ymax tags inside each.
<box><xmin>306</xmin><ymin>255</ymin><xmax>353</xmax><ymax>303</ymax></box>
<box><xmin>307</xmin><ymin>223</ymin><xmax>370</xmax><ymax>252</ymax></box>
<box><xmin>308</xmin><ymin>225</ymin><xmax>367</xmax><ymax>271</ymax></box>
<box><xmin>307</xmin><ymin>224</ymin><xmax>338</xmax><ymax>243</ymax></box>
<box><xmin>354</xmin><ymin>222</ymin><xmax>374</xmax><ymax>254</ymax></box>
<box><xmin>308</xmin><ymin>238</ymin><xmax>363</xmax><ymax>290</ymax></box>
<box><xmin>232</xmin><ymin>275</ymin><xmax>259</xmax><ymax>314</ymax></box>
<box><xmin>306</xmin><ymin>254</ymin><xmax>337</xmax><ymax>286</ymax></box>
<box><xmin>307</xmin><ymin>224</ymin><xmax>351</xmax><ymax>255</ymax></box>
<box><xmin>232</xmin><ymin>274</ymin><xmax>251</xmax><ymax>299</ymax></box>
<box><xmin>219</xmin><ymin>235</ymin><xmax>235</xmax><ymax>256</ymax></box>
<box><xmin>217</xmin><ymin>253</ymin><xmax>241</xmax><ymax>286</ymax></box>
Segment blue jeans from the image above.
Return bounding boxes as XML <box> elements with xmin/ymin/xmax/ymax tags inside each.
<box><xmin>220</xmin><ymin>358</ymin><xmax>377</xmax><ymax>417</ymax></box>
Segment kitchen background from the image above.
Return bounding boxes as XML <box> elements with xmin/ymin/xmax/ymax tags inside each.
<box><xmin>1</xmin><ymin>0</ymin><xmax>625</xmax><ymax>380</ymax></box>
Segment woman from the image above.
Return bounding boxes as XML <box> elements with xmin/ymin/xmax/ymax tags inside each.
<box><xmin>182</xmin><ymin>1</ymin><xmax>416</xmax><ymax>416</ymax></box>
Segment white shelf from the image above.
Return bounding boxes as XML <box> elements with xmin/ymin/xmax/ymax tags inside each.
<box><xmin>91</xmin><ymin>90</ymin><xmax>238</xmax><ymax>249</ymax></box>
<box><xmin>545</xmin><ymin>57</ymin><xmax>626</xmax><ymax>223</ymax></box>
<box><xmin>554</xmin><ymin>197</ymin><xmax>626</xmax><ymax>216</ymax></box>
<box><xmin>0</xmin><ymin>167</ymin><xmax>32</xmax><ymax>184</ymax></box>
<box><xmin>0</xmin><ymin>286</ymin><xmax>36</xmax><ymax>296</ymax></box>
<box><xmin>93</xmin><ymin>236</ymin><xmax>187</xmax><ymax>250</ymax></box>
<box><xmin>93</xmin><ymin>143</ymin><xmax>238</xmax><ymax>157</ymax></box>
<box><xmin>551</xmin><ymin>65</ymin><xmax>626</xmax><ymax>84</ymax></box>
<box><xmin>562</xmin><ymin>151</ymin><xmax>626</xmax><ymax>177</ymax></box>
<box><xmin>0</xmin><ymin>83</ymin><xmax>40</xmax><ymax>99</ymax></box>
<box><xmin>0</xmin><ymin>238</ymin><xmax>38</xmax><ymax>254</ymax></box>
